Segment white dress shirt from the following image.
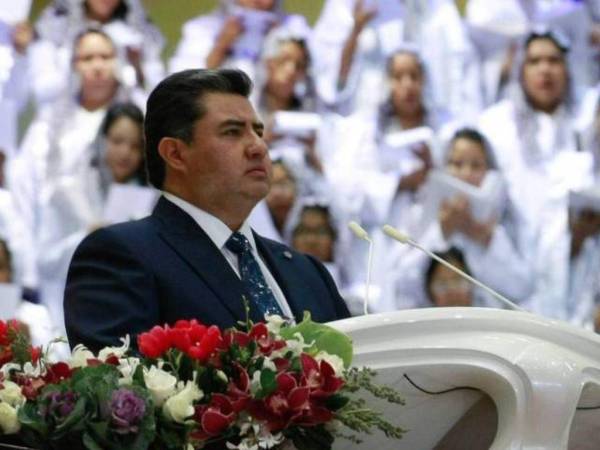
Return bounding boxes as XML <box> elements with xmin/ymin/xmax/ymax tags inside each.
<box><xmin>162</xmin><ymin>193</ymin><xmax>293</xmax><ymax>319</ymax></box>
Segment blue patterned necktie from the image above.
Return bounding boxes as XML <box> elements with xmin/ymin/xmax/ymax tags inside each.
<box><xmin>225</xmin><ymin>232</ymin><xmax>283</xmax><ymax>317</ymax></box>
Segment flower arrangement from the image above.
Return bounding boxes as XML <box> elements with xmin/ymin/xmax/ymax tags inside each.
<box><xmin>0</xmin><ymin>313</ymin><xmax>404</xmax><ymax>450</ymax></box>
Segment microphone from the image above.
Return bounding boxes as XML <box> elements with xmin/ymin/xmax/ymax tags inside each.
<box><xmin>382</xmin><ymin>224</ymin><xmax>524</xmax><ymax>311</ymax></box>
<box><xmin>348</xmin><ymin>221</ymin><xmax>374</xmax><ymax>316</ymax></box>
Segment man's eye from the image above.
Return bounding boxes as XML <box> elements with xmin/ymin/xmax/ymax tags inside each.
<box><xmin>223</xmin><ymin>129</ymin><xmax>240</xmax><ymax>136</ymax></box>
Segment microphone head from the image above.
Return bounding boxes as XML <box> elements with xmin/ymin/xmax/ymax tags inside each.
<box><xmin>382</xmin><ymin>224</ymin><xmax>410</xmax><ymax>244</ymax></box>
<box><xmin>348</xmin><ymin>221</ymin><xmax>370</xmax><ymax>241</ymax></box>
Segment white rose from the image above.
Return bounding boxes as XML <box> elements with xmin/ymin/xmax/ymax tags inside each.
<box><xmin>70</xmin><ymin>344</ymin><xmax>95</xmax><ymax>368</ymax></box>
<box><xmin>162</xmin><ymin>381</ymin><xmax>203</xmax><ymax>423</ymax></box>
<box><xmin>143</xmin><ymin>366</ymin><xmax>177</xmax><ymax>406</ymax></box>
<box><xmin>0</xmin><ymin>381</ymin><xmax>25</xmax><ymax>408</ymax></box>
<box><xmin>0</xmin><ymin>402</ymin><xmax>20</xmax><ymax>434</ymax></box>
<box><xmin>315</xmin><ymin>351</ymin><xmax>345</xmax><ymax>376</ymax></box>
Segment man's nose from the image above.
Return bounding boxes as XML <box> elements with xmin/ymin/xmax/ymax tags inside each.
<box><xmin>247</xmin><ymin>132</ymin><xmax>268</xmax><ymax>157</ymax></box>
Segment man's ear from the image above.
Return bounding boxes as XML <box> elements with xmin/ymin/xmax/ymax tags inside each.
<box><xmin>158</xmin><ymin>137</ymin><xmax>188</xmax><ymax>172</ymax></box>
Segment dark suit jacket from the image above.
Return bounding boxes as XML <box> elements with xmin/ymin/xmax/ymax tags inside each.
<box><xmin>64</xmin><ymin>197</ymin><xmax>350</xmax><ymax>352</ymax></box>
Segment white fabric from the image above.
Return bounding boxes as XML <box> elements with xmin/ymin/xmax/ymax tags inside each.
<box><xmin>479</xmin><ymin>97</ymin><xmax>596</xmax><ymax>318</ymax></box>
<box><xmin>466</xmin><ymin>0</ymin><xmax>598</xmax><ymax>106</ymax></box>
<box><xmin>162</xmin><ymin>192</ymin><xmax>293</xmax><ymax>319</ymax></box>
<box><xmin>169</xmin><ymin>9</ymin><xmax>309</xmax><ymax>82</ymax></box>
<box><xmin>312</xmin><ymin>0</ymin><xmax>482</xmax><ymax>118</ymax></box>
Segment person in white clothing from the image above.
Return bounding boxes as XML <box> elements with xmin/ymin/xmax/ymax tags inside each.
<box><xmin>36</xmin><ymin>102</ymin><xmax>146</xmax><ymax>337</ymax></box>
<box><xmin>323</xmin><ymin>47</ymin><xmax>457</xmax><ymax>312</ymax></box>
<box><xmin>312</xmin><ymin>0</ymin><xmax>482</xmax><ymax>118</ymax></box>
<box><xmin>30</xmin><ymin>0</ymin><xmax>164</xmax><ymax>106</ymax></box>
<box><xmin>9</xmin><ymin>28</ymin><xmax>131</xmax><ymax>314</ymax></box>
<box><xmin>407</xmin><ymin>128</ymin><xmax>535</xmax><ymax>308</ymax></box>
<box><xmin>466</xmin><ymin>0</ymin><xmax>600</xmax><ymax>106</ymax></box>
<box><xmin>168</xmin><ymin>0</ymin><xmax>310</xmax><ymax>82</ymax></box>
<box><xmin>479</xmin><ymin>29</ymin><xmax>597</xmax><ymax>319</ymax></box>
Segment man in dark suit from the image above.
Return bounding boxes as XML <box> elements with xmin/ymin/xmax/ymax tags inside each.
<box><xmin>64</xmin><ymin>69</ymin><xmax>350</xmax><ymax>352</ymax></box>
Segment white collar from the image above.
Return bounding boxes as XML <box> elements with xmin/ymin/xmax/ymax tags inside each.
<box><xmin>162</xmin><ymin>192</ymin><xmax>258</xmax><ymax>253</ymax></box>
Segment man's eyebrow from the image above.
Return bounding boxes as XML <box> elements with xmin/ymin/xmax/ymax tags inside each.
<box><xmin>218</xmin><ymin>119</ymin><xmax>245</xmax><ymax>128</ymax></box>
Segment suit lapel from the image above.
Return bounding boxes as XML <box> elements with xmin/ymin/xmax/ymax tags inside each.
<box><xmin>152</xmin><ymin>198</ymin><xmax>252</xmax><ymax>323</ymax></box>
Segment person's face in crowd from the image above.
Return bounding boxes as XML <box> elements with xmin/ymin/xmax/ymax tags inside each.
<box><xmin>429</xmin><ymin>260</ymin><xmax>472</xmax><ymax>307</ymax></box>
<box><xmin>446</xmin><ymin>138</ymin><xmax>489</xmax><ymax>187</ymax></box>
<box><xmin>266</xmin><ymin>162</ymin><xmax>296</xmax><ymax>227</ymax></box>
<box><xmin>180</xmin><ymin>93</ymin><xmax>271</xmax><ymax>214</ymax></box>
<box><xmin>74</xmin><ymin>32</ymin><xmax>118</xmax><ymax>100</ymax></box>
<box><xmin>292</xmin><ymin>209</ymin><xmax>335</xmax><ymax>262</ymax></box>
<box><xmin>105</xmin><ymin>116</ymin><xmax>144</xmax><ymax>183</ymax></box>
<box><xmin>237</xmin><ymin>0</ymin><xmax>276</xmax><ymax>11</ymax></box>
<box><xmin>522</xmin><ymin>37</ymin><xmax>567</xmax><ymax>113</ymax></box>
<box><xmin>389</xmin><ymin>52</ymin><xmax>424</xmax><ymax>118</ymax></box>
<box><xmin>85</xmin><ymin>0</ymin><xmax>122</xmax><ymax>23</ymax></box>
<box><xmin>0</xmin><ymin>243</ymin><xmax>11</xmax><ymax>284</ymax></box>
<box><xmin>266</xmin><ymin>41</ymin><xmax>308</xmax><ymax>104</ymax></box>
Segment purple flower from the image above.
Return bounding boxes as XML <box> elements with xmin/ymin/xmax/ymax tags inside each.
<box><xmin>110</xmin><ymin>388</ymin><xmax>146</xmax><ymax>435</ymax></box>
<box><xmin>42</xmin><ymin>391</ymin><xmax>78</xmax><ymax>421</ymax></box>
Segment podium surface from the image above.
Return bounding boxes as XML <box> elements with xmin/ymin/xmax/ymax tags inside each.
<box><xmin>328</xmin><ymin>308</ymin><xmax>600</xmax><ymax>450</ymax></box>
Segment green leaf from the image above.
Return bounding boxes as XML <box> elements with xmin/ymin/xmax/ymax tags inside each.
<box><xmin>325</xmin><ymin>393</ymin><xmax>350</xmax><ymax>411</ymax></box>
<box><xmin>259</xmin><ymin>368</ymin><xmax>277</xmax><ymax>396</ymax></box>
<box><xmin>54</xmin><ymin>397</ymin><xmax>88</xmax><ymax>437</ymax></box>
<box><xmin>280</xmin><ymin>312</ymin><xmax>353</xmax><ymax>367</ymax></box>
<box><xmin>83</xmin><ymin>431</ymin><xmax>105</xmax><ymax>450</ymax></box>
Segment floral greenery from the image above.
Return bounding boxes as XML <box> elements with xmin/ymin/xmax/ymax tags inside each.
<box><xmin>0</xmin><ymin>313</ymin><xmax>404</xmax><ymax>450</ymax></box>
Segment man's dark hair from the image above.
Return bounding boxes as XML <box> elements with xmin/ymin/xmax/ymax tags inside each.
<box><xmin>144</xmin><ymin>69</ymin><xmax>253</xmax><ymax>189</ymax></box>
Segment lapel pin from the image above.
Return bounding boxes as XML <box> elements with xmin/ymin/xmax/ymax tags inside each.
<box><xmin>283</xmin><ymin>251</ymin><xmax>293</xmax><ymax>260</ymax></box>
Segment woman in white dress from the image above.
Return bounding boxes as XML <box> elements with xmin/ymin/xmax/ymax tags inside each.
<box><xmin>399</xmin><ymin>128</ymin><xmax>535</xmax><ymax>309</ymax></box>
<box><xmin>168</xmin><ymin>0</ymin><xmax>310</xmax><ymax>82</ymax></box>
<box><xmin>312</xmin><ymin>0</ymin><xmax>482</xmax><ymax>118</ymax></box>
<box><xmin>8</xmin><ymin>28</ymin><xmax>128</xmax><ymax>295</ymax></box>
<box><xmin>479</xmin><ymin>29</ymin><xmax>595</xmax><ymax>318</ymax></box>
<box><xmin>324</xmin><ymin>47</ymin><xmax>454</xmax><ymax>312</ymax></box>
<box><xmin>31</xmin><ymin>0</ymin><xmax>164</xmax><ymax>105</ymax></box>
<box><xmin>36</xmin><ymin>101</ymin><xmax>146</xmax><ymax>336</ymax></box>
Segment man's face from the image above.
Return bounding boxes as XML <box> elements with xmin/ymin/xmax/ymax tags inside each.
<box><xmin>180</xmin><ymin>92</ymin><xmax>271</xmax><ymax>212</ymax></box>
<box><xmin>522</xmin><ymin>38</ymin><xmax>567</xmax><ymax>113</ymax></box>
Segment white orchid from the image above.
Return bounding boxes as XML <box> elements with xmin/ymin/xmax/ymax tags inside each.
<box><xmin>315</xmin><ymin>351</ymin><xmax>345</xmax><ymax>376</ymax></box>
<box><xmin>264</xmin><ymin>315</ymin><xmax>287</xmax><ymax>335</ymax></box>
<box><xmin>98</xmin><ymin>335</ymin><xmax>130</xmax><ymax>361</ymax></box>
<box><xmin>117</xmin><ymin>356</ymin><xmax>141</xmax><ymax>386</ymax></box>
<box><xmin>162</xmin><ymin>380</ymin><xmax>203</xmax><ymax>423</ymax></box>
<box><xmin>69</xmin><ymin>344</ymin><xmax>95</xmax><ymax>368</ymax></box>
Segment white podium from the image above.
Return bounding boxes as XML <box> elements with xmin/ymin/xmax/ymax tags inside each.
<box><xmin>328</xmin><ymin>308</ymin><xmax>600</xmax><ymax>450</ymax></box>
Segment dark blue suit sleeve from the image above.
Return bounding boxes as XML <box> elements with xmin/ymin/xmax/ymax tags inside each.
<box><xmin>305</xmin><ymin>254</ymin><xmax>351</xmax><ymax>321</ymax></box>
<box><xmin>64</xmin><ymin>227</ymin><xmax>160</xmax><ymax>353</ymax></box>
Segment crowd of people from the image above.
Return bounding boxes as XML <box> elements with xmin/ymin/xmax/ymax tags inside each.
<box><xmin>1</xmin><ymin>0</ymin><xmax>600</xmax><ymax>348</ymax></box>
